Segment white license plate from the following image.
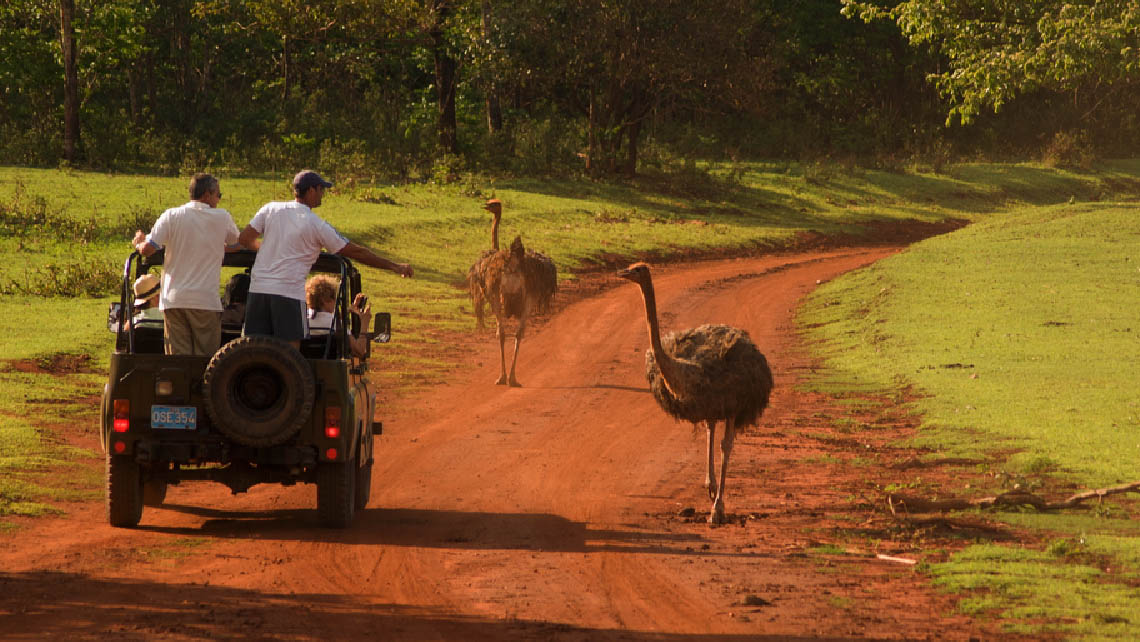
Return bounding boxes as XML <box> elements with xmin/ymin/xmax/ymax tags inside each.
<box><xmin>151</xmin><ymin>405</ymin><xmax>197</xmax><ymax>430</ymax></box>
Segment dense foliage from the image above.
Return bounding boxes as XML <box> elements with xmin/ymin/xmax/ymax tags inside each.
<box><xmin>843</xmin><ymin>0</ymin><xmax>1140</xmax><ymax>161</ymax></box>
<box><xmin>3</xmin><ymin>0</ymin><xmax>1139</xmax><ymax>175</ymax></box>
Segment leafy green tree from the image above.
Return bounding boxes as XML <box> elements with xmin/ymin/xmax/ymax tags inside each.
<box><xmin>842</xmin><ymin>0</ymin><xmax>1140</xmax><ymax>126</ymax></box>
<box><xmin>1</xmin><ymin>2</ymin><xmax>66</xmax><ymax>162</ymax></box>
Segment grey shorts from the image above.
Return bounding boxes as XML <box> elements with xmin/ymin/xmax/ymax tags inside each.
<box><xmin>243</xmin><ymin>292</ymin><xmax>306</xmax><ymax>342</ymax></box>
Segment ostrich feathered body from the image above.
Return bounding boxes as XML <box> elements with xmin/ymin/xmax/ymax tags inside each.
<box><xmin>468</xmin><ymin>249</ymin><xmax>498</xmax><ymax>327</ymax></box>
<box><xmin>468</xmin><ymin>212</ymin><xmax>556</xmax><ymax>326</ymax></box>
<box><xmin>646</xmin><ymin>323</ymin><xmax>773</xmax><ymax>427</ymax></box>
<box><xmin>474</xmin><ymin>236</ymin><xmax>553</xmax><ymax>321</ymax></box>
<box><xmin>524</xmin><ymin>249</ymin><xmax>557</xmax><ymax>312</ymax></box>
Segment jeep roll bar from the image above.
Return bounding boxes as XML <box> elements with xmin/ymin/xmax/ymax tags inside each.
<box><xmin>114</xmin><ymin>249</ymin><xmax>364</xmax><ymax>359</ymax></box>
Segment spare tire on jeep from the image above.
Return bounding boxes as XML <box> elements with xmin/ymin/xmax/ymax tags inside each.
<box><xmin>203</xmin><ymin>336</ymin><xmax>315</xmax><ymax>447</ymax></box>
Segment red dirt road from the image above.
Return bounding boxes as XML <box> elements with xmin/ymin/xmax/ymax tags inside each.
<box><xmin>0</xmin><ymin>248</ymin><xmax>998</xmax><ymax>640</ymax></box>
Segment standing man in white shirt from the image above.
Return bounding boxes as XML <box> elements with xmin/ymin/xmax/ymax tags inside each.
<box><xmin>238</xmin><ymin>169</ymin><xmax>413</xmax><ymax>348</ymax></box>
<box><xmin>132</xmin><ymin>173</ymin><xmax>241</xmax><ymax>355</ymax></box>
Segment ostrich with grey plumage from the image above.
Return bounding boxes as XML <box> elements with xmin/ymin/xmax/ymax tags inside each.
<box><xmin>618</xmin><ymin>262</ymin><xmax>774</xmax><ymax>524</ymax></box>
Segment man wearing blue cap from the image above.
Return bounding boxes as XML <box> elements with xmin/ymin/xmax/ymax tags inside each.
<box><xmin>238</xmin><ymin>169</ymin><xmax>413</xmax><ymax>347</ymax></box>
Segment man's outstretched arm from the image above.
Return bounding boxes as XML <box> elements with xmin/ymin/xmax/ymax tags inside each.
<box><xmin>337</xmin><ymin>242</ymin><xmax>413</xmax><ymax>278</ymax></box>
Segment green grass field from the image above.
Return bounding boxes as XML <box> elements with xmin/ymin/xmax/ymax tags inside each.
<box><xmin>4</xmin><ymin>160</ymin><xmax>1140</xmax><ymax>636</ymax></box>
<box><xmin>798</xmin><ymin>196</ymin><xmax>1140</xmax><ymax>639</ymax></box>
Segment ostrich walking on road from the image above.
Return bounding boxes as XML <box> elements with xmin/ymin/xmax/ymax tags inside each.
<box><xmin>618</xmin><ymin>262</ymin><xmax>774</xmax><ymax>524</ymax></box>
<box><xmin>468</xmin><ymin>199</ymin><xmax>556</xmax><ymax>330</ymax></box>
<box><xmin>468</xmin><ymin>199</ymin><xmax>503</xmax><ymax>330</ymax></box>
<box><xmin>477</xmin><ymin>235</ymin><xmax>553</xmax><ymax>387</ymax></box>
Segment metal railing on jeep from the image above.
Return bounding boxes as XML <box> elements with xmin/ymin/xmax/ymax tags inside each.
<box><xmin>109</xmin><ymin>249</ymin><xmax>367</xmax><ymax>360</ymax></box>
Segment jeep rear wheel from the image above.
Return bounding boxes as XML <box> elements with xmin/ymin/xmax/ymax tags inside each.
<box><xmin>354</xmin><ymin>456</ymin><xmax>372</xmax><ymax>511</ymax></box>
<box><xmin>317</xmin><ymin>455</ymin><xmax>357</xmax><ymax>528</ymax></box>
<box><xmin>107</xmin><ymin>454</ymin><xmax>143</xmax><ymax>527</ymax></box>
<box><xmin>203</xmin><ymin>336</ymin><xmax>315</xmax><ymax>447</ymax></box>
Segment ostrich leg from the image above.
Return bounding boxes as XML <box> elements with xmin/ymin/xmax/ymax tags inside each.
<box><xmin>709</xmin><ymin>417</ymin><xmax>736</xmax><ymax>524</ymax></box>
<box><xmin>495</xmin><ymin>324</ymin><xmax>509</xmax><ymax>385</ymax></box>
<box><xmin>704</xmin><ymin>420</ymin><xmax>718</xmax><ymax>500</ymax></box>
<box><xmin>505</xmin><ymin>313</ymin><xmax>527</xmax><ymax>387</ymax></box>
<box><xmin>473</xmin><ymin>296</ymin><xmax>485</xmax><ymax>330</ymax></box>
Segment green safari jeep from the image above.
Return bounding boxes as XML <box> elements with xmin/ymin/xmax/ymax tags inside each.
<box><xmin>100</xmin><ymin>249</ymin><xmax>390</xmax><ymax>529</ymax></box>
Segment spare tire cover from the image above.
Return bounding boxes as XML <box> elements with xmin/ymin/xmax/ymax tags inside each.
<box><xmin>203</xmin><ymin>336</ymin><xmax>315</xmax><ymax>447</ymax></box>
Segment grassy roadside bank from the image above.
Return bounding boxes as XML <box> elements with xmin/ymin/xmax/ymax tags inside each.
<box><xmin>797</xmin><ymin>200</ymin><xmax>1140</xmax><ymax>638</ymax></box>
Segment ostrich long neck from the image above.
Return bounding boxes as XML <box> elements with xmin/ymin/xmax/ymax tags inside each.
<box><xmin>637</xmin><ymin>277</ymin><xmax>685</xmax><ymax>396</ymax></box>
<box><xmin>490</xmin><ymin>214</ymin><xmax>500</xmax><ymax>250</ymax></box>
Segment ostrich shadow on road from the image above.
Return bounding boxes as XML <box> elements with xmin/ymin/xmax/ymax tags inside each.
<box><xmin>142</xmin><ymin>505</ymin><xmax>772</xmax><ymax>560</ymax></box>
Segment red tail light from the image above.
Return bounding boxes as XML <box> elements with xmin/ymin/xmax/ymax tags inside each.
<box><xmin>324</xmin><ymin>407</ymin><xmax>341</xmax><ymax>439</ymax></box>
<box><xmin>325</xmin><ymin>448</ymin><xmax>338</xmax><ymax>460</ymax></box>
<box><xmin>113</xmin><ymin>399</ymin><xmax>130</xmax><ymax>433</ymax></box>
<box><xmin>113</xmin><ymin>441</ymin><xmax>126</xmax><ymax>453</ymax></box>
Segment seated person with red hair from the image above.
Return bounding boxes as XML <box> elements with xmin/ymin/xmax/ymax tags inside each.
<box><xmin>304</xmin><ymin>274</ymin><xmax>371</xmax><ymax>358</ymax></box>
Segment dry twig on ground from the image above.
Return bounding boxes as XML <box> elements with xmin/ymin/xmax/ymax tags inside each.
<box><xmin>886</xmin><ymin>481</ymin><xmax>1140</xmax><ymax>514</ymax></box>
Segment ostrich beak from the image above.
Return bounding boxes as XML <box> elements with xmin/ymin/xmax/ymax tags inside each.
<box><xmin>617</xmin><ymin>267</ymin><xmax>635</xmax><ymax>280</ymax></box>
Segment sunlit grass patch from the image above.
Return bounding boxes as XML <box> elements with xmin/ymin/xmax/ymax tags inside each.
<box><xmin>0</xmin><ymin>296</ymin><xmax>114</xmax><ymax>362</ymax></box>
<box><xmin>0</xmin><ymin>415</ymin><xmax>89</xmax><ymax>518</ymax></box>
<box><xmin>800</xmin><ymin>202</ymin><xmax>1140</xmax><ymax>484</ymax></box>
<box><xmin>0</xmin><ymin>365</ymin><xmax>104</xmax><ymax>523</ymax></box>
<box><xmin>0</xmin><ymin>415</ymin><xmax>54</xmax><ymax>471</ymax></box>
<box><xmin>798</xmin><ymin>199</ymin><xmax>1140</xmax><ymax>637</ymax></box>
<box><xmin>931</xmin><ymin>543</ymin><xmax>1137</xmax><ymax>637</ymax></box>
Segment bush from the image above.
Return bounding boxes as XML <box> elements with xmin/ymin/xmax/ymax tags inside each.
<box><xmin>510</xmin><ymin>116</ymin><xmax>584</xmax><ymax>175</ymax></box>
<box><xmin>0</xmin><ymin>182</ymin><xmax>158</xmax><ymax>244</ymax></box>
<box><xmin>319</xmin><ymin>138</ymin><xmax>373</xmax><ymax>187</ymax></box>
<box><xmin>1</xmin><ymin>258</ymin><xmax>121</xmax><ymax>298</ymax></box>
<box><xmin>1042</xmin><ymin>130</ymin><xmax>1096</xmax><ymax>170</ymax></box>
<box><xmin>0</xmin><ymin>123</ymin><xmax>60</xmax><ymax>166</ymax></box>
<box><xmin>0</xmin><ymin>183</ymin><xmax>64</xmax><ymax>235</ymax></box>
<box><xmin>429</xmin><ymin>153</ymin><xmax>466</xmax><ymax>184</ymax></box>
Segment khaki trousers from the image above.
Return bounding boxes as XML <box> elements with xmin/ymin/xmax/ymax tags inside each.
<box><xmin>164</xmin><ymin>308</ymin><xmax>222</xmax><ymax>356</ymax></box>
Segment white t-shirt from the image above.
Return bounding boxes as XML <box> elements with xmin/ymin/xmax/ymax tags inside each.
<box><xmin>133</xmin><ymin>307</ymin><xmax>164</xmax><ymax>325</ymax></box>
<box><xmin>307</xmin><ymin>309</ymin><xmax>335</xmax><ymax>335</ymax></box>
<box><xmin>246</xmin><ymin>201</ymin><xmax>349</xmax><ymax>301</ymax></box>
<box><xmin>147</xmin><ymin>201</ymin><xmax>240</xmax><ymax>311</ymax></box>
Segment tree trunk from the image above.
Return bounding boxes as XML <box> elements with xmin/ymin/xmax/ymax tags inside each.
<box><xmin>146</xmin><ymin>56</ymin><xmax>158</xmax><ymax>118</ymax></box>
<box><xmin>585</xmin><ymin>92</ymin><xmax>596</xmax><ymax>174</ymax></box>
<box><xmin>128</xmin><ymin>69</ymin><xmax>141</xmax><ymax>124</ymax></box>
<box><xmin>624</xmin><ymin>117</ymin><xmax>641</xmax><ymax>177</ymax></box>
<box><xmin>432</xmin><ymin>3</ymin><xmax>458</xmax><ymax>154</ymax></box>
<box><xmin>171</xmin><ymin>0</ymin><xmax>193</xmax><ymax>132</ymax></box>
<box><xmin>283</xmin><ymin>34</ymin><xmax>291</xmax><ymax>101</ymax></box>
<box><xmin>59</xmin><ymin>0</ymin><xmax>80</xmax><ymax>163</ymax></box>
<box><xmin>481</xmin><ymin>0</ymin><xmax>502</xmax><ymax>134</ymax></box>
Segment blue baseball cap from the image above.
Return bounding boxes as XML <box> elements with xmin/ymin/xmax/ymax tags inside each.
<box><xmin>293</xmin><ymin>170</ymin><xmax>333</xmax><ymax>193</ymax></box>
